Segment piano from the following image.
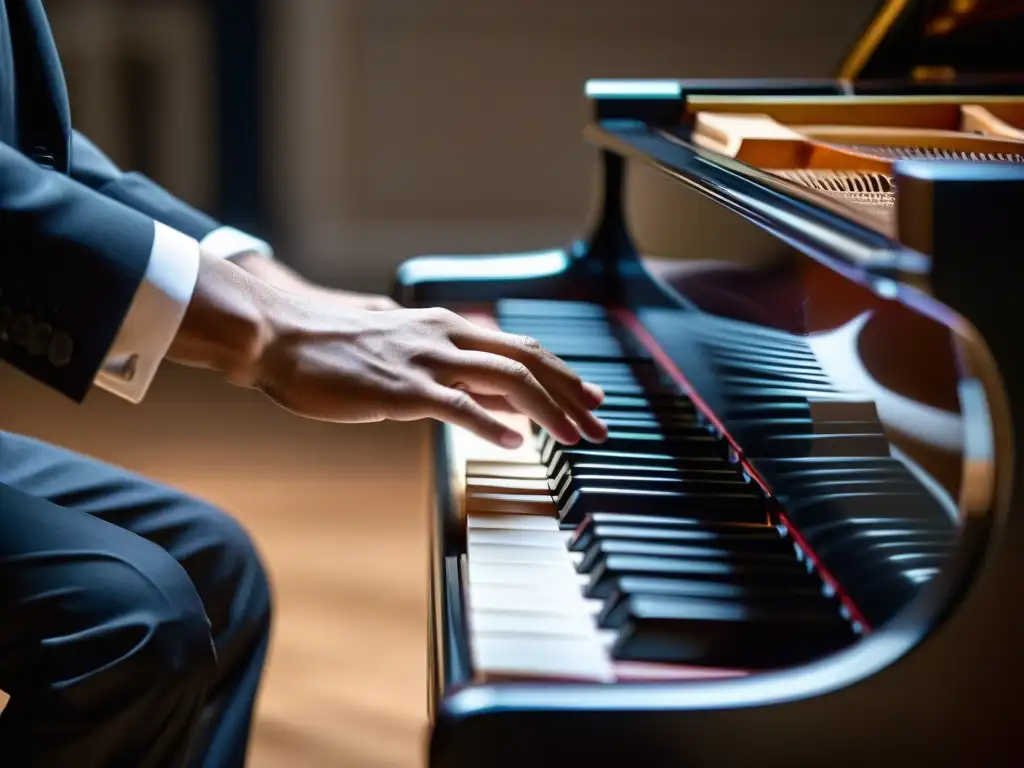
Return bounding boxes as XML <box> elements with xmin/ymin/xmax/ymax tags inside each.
<box><xmin>392</xmin><ymin>1</ymin><xmax>1024</xmax><ymax>765</ymax></box>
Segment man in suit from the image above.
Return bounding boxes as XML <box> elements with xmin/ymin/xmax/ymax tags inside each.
<box><xmin>0</xmin><ymin>1</ymin><xmax>608</xmax><ymax>765</ymax></box>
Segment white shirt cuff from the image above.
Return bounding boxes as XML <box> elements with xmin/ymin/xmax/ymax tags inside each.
<box><xmin>199</xmin><ymin>225</ymin><xmax>274</xmax><ymax>262</ymax></box>
<box><xmin>94</xmin><ymin>222</ymin><xmax>200</xmax><ymax>403</ymax></box>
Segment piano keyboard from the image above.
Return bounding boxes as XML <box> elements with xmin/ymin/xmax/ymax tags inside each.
<box><xmin>450</xmin><ymin>300</ymin><xmax>859</xmax><ymax>683</ymax></box>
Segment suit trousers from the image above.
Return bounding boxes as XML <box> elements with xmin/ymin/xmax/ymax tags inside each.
<box><xmin>0</xmin><ymin>431</ymin><xmax>272</xmax><ymax>767</ymax></box>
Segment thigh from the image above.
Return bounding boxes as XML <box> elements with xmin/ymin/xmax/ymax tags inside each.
<box><xmin>0</xmin><ymin>431</ymin><xmax>270</xmax><ymax>642</ymax></box>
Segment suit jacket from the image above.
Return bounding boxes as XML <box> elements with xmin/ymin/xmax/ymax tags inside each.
<box><xmin>0</xmin><ymin>0</ymin><xmax>223</xmax><ymax>401</ymax></box>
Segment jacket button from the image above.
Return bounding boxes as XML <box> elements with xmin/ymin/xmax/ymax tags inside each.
<box><xmin>0</xmin><ymin>306</ymin><xmax>10</xmax><ymax>341</ymax></box>
<box><xmin>48</xmin><ymin>333</ymin><xmax>73</xmax><ymax>367</ymax></box>
<box><xmin>10</xmin><ymin>314</ymin><xmax>32</xmax><ymax>346</ymax></box>
<box><xmin>28</xmin><ymin>322</ymin><xmax>53</xmax><ymax>356</ymax></box>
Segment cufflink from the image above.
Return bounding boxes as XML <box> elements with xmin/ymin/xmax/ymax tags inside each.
<box><xmin>102</xmin><ymin>354</ymin><xmax>138</xmax><ymax>381</ymax></box>
<box><xmin>121</xmin><ymin>354</ymin><xmax>138</xmax><ymax>381</ymax></box>
<box><xmin>48</xmin><ymin>333</ymin><xmax>74</xmax><ymax>367</ymax></box>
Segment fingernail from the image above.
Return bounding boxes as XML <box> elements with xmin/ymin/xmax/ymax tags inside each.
<box><xmin>500</xmin><ymin>431</ymin><xmax>524</xmax><ymax>449</ymax></box>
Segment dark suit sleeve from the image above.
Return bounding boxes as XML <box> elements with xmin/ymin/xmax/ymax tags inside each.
<box><xmin>0</xmin><ymin>140</ymin><xmax>156</xmax><ymax>402</ymax></box>
<box><xmin>69</xmin><ymin>130</ymin><xmax>221</xmax><ymax>241</ymax></box>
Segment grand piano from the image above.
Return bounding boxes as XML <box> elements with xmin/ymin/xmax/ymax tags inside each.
<box><xmin>392</xmin><ymin>1</ymin><xmax>1024</xmax><ymax>765</ymax></box>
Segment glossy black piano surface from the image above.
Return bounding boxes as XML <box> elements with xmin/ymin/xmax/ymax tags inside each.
<box><xmin>393</xmin><ymin>2</ymin><xmax>1024</xmax><ymax>766</ymax></box>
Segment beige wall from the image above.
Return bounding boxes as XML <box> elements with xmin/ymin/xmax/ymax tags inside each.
<box><xmin>267</xmin><ymin>0</ymin><xmax>876</xmax><ymax>292</ymax></box>
<box><xmin>49</xmin><ymin>0</ymin><xmax>879</xmax><ymax>293</ymax></box>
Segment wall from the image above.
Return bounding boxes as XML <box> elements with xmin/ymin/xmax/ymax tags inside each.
<box><xmin>47</xmin><ymin>0</ymin><xmax>216</xmax><ymax>213</ymax></box>
<box><xmin>267</xmin><ymin>0</ymin><xmax>878</xmax><ymax>292</ymax></box>
<box><xmin>49</xmin><ymin>0</ymin><xmax>880</xmax><ymax>293</ymax></box>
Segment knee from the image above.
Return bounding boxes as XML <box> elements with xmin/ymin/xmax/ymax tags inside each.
<box><xmin>92</xmin><ymin>545</ymin><xmax>218</xmax><ymax>693</ymax></box>
<box><xmin>183</xmin><ymin>503</ymin><xmax>273</xmax><ymax>632</ymax></box>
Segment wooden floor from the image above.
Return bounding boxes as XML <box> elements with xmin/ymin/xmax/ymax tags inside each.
<box><xmin>0</xmin><ymin>363</ymin><xmax>431</xmax><ymax>767</ymax></box>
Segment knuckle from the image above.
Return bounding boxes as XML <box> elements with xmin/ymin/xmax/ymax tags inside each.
<box><xmin>501</xmin><ymin>359</ymin><xmax>531</xmax><ymax>382</ymax></box>
<box><xmin>518</xmin><ymin>334</ymin><xmax>541</xmax><ymax>350</ymax></box>
<box><xmin>425</xmin><ymin>307</ymin><xmax>458</xmax><ymax>326</ymax></box>
<box><xmin>445</xmin><ymin>388</ymin><xmax>474</xmax><ymax>412</ymax></box>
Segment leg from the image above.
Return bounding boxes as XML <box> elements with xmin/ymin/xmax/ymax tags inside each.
<box><xmin>0</xmin><ymin>482</ymin><xmax>217</xmax><ymax>767</ymax></box>
<box><xmin>0</xmin><ymin>431</ymin><xmax>273</xmax><ymax>767</ymax></box>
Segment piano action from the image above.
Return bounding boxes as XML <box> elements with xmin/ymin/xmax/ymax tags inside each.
<box><xmin>393</xmin><ymin>1</ymin><xmax>1024</xmax><ymax>765</ymax></box>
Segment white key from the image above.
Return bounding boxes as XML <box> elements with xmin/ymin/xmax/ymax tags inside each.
<box><xmin>471</xmin><ymin>610</ymin><xmax>600</xmax><ymax>638</ymax></box>
<box><xmin>471</xmin><ymin>634</ymin><xmax>614</xmax><ymax>682</ymax></box>
<box><xmin>467</xmin><ymin>543</ymin><xmax>574</xmax><ymax>566</ymax></box>
<box><xmin>467</xmin><ymin>461</ymin><xmax>548</xmax><ymax>479</ymax></box>
<box><xmin>465</xmin><ymin>492</ymin><xmax>558</xmax><ymax>515</ymax></box>
<box><xmin>467</xmin><ymin>528</ymin><xmax>568</xmax><ymax>548</ymax></box>
<box><xmin>465</xmin><ymin>476</ymin><xmax>552</xmax><ymax>494</ymax></box>
<box><xmin>467</xmin><ymin>513</ymin><xmax>559</xmax><ymax>531</ymax></box>
<box><xmin>467</xmin><ymin>584</ymin><xmax>594</xmax><ymax>614</ymax></box>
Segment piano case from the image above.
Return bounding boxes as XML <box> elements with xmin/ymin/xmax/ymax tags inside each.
<box><xmin>394</xmin><ymin>2</ymin><xmax>1024</xmax><ymax>766</ymax></box>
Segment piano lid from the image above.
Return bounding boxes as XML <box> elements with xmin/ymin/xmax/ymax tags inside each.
<box><xmin>839</xmin><ymin>0</ymin><xmax>1024</xmax><ymax>82</ymax></box>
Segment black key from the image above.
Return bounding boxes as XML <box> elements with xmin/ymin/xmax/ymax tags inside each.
<box><xmin>551</xmin><ymin>462</ymin><xmax>740</xmax><ymax>491</ymax></box>
<box><xmin>558</xmin><ymin>487</ymin><xmax>768</xmax><ymax>526</ymax></box>
<box><xmin>569</xmin><ymin>513</ymin><xmax>776</xmax><ymax>550</ymax></box>
<box><xmin>576</xmin><ymin>539</ymin><xmax>796</xmax><ymax>574</ymax></box>
<box><xmin>598</xmin><ymin>580</ymin><xmax>838</xmax><ymax>629</ymax></box>
<box><xmin>609</xmin><ymin>595</ymin><xmax>855</xmax><ymax>668</ymax></box>
<box><xmin>595</xmin><ymin>395</ymin><xmax>695</xmax><ymax>412</ymax></box>
<box><xmin>495</xmin><ymin>299</ymin><xmax>608</xmax><ymax>319</ymax></box>
<box><xmin>585</xmin><ymin>554</ymin><xmax>814</xmax><ymax>599</ymax></box>
<box><xmin>715</xmin><ymin>361</ymin><xmax>832</xmax><ymax>383</ymax></box>
<box><xmin>553</xmin><ymin>474</ymin><xmax>758</xmax><ymax>507</ymax></box>
<box><xmin>542</xmin><ymin>431</ymin><xmax>726</xmax><ymax>465</ymax></box>
<box><xmin>594</xmin><ymin>415</ymin><xmax>700</xmax><ymax>430</ymax></box>
<box><xmin>603</xmin><ymin>574</ymin><xmax>825</xmax><ymax>604</ymax></box>
<box><xmin>546</xmin><ymin>449</ymin><xmax>730</xmax><ymax>478</ymax></box>
<box><xmin>575</xmin><ymin>523</ymin><xmax>787</xmax><ymax>553</ymax></box>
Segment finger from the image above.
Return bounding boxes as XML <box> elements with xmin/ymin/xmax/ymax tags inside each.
<box><xmin>454</xmin><ymin>327</ymin><xmax>608</xmax><ymax>442</ymax></box>
<box><xmin>469</xmin><ymin>393</ymin><xmax>520</xmax><ymax>413</ymax></box>
<box><xmin>425</xmin><ymin>385</ymin><xmax>524</xmax><ymax>449</ymax></box>
<box><xmin>439</xmin><ymin>350</ymin><xmax>581</xmax><ymax>445</ymax></box>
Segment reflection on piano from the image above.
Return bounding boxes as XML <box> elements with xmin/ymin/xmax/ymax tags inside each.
<box><xmin>393</xmin><ymin>1</ymin><xmax>1024</xmax><ymax>765</ymax></box>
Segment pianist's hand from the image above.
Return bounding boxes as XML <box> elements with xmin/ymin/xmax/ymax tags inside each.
<box><xmin>230</xmin><ymin>250</ymin><xmax>400</xmax><ymax>310</ymax></box>
<box><xmin>169</xmin><ymin>251</ymin><xmax>608</xmax><ymax>448</ymax></box>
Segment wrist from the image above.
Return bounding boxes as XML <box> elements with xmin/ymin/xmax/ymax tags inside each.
<box><xmin>232</xmin><ymin>251</ymin><xmax>313</xmax><ymax>294</ymax></box>
<box><xmin>168</xmin><ymin>249</ymin><xmax>275</xmax><ymax>387</ymax></box>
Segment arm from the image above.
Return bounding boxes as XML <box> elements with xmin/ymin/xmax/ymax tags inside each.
<box><xmin>167</xmin><ymin>251</ymin><xmax>608</xmax><ymax>448</ymax></box>
<box><xmin>70</xmin><ymin>131</ymin><xmax>396</xmax><ymax>309</ymax></box>
<box><xmin>0</xmin><ymin>140</ymin><xmax>173</xmax><ymax>402</ymax></box>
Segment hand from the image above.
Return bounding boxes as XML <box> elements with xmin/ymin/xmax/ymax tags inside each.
<box><xmin>257</xmin><ymin>300</ymin><xmax>607</xmax><ymax>448</ymax></box>
<box><xmin>230</xmin><ymin>251</ymin><xmax>399</xmax><ymax>311</ymax></box>
<box><xmin>170</xmin><ymin>253</ymin><xmax>608</xmax><ymax>448</ymax></box>
<box><xmin>305</xmin><ymin>287</ymin><xmax>401</xmax><ymax>312</ymax></box>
